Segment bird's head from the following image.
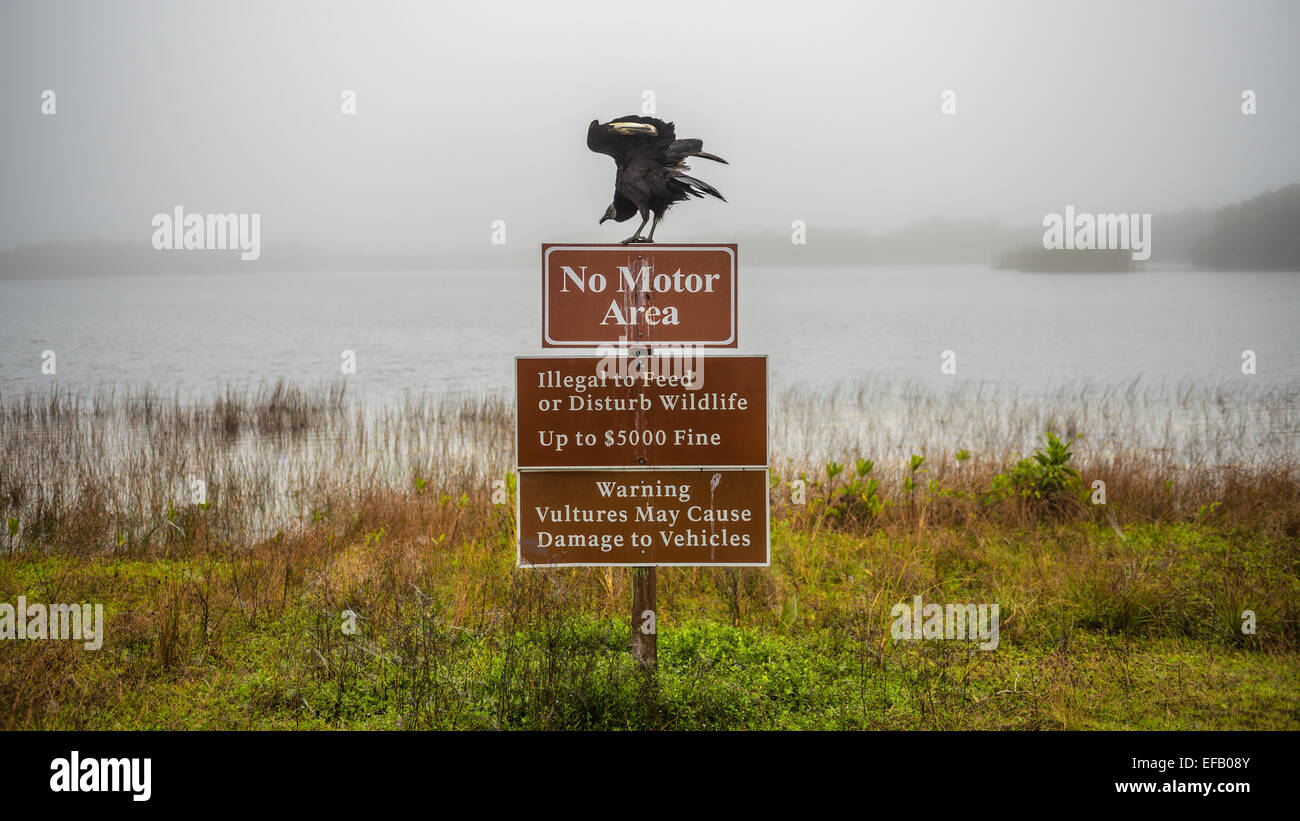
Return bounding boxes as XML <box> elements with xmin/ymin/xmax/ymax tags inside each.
<box><xmin>600</xmin><ymin>197</ymin><xmax>637</xmax><ymax>224</ymax></box>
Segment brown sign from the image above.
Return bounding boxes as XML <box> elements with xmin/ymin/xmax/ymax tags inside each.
<box><xmin>541</xmin><ymin>244</ymin><xmax>738</xmax><ymax>348</ymax></box>
<box><xmin>516</xmin><ymin>355</ymin><xmax>766</xmax><ymax>468</ymax></box>
<box><xmin>517</xmin><ymin>469</ymin><xmax>769</xmax><ymax>567</ymax></box>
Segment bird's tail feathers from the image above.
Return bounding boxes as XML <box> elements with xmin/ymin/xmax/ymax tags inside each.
<box><xmin>674</xmin><ymin>174</ymin><xmax>727</xmax><ymax>202</ymax></box>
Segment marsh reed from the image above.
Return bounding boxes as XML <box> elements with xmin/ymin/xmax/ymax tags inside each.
<box><xmin>1</xmin><ymin>377</ymin><xmax>1296</xmax><ymax>730</ymax></box>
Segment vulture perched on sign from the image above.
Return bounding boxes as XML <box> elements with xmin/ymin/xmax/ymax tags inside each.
<box><xmin>586</xmin><ymin>115</ymin><xmax>728</xmax><ymax>244</ymax></box>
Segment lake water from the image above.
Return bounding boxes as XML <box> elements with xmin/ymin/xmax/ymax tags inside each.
<box><xmin>2</xmin><ymin>265</ymin><xmax>1297</xmax><ymax>400</ymax></box>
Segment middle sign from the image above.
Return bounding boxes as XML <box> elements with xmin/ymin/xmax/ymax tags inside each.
<box><xmin>516</xmin><ymin>354</ymin><xmax>767</xmax><ymax>468</ymax></box>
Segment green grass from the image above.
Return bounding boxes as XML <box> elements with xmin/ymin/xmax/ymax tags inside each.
<box><xmin>4</xmin><ymin>522</ymin><xmax>1296</xmax><ymax>731</ymax></box>
<box><xmin>3</xmin><ymin>382</ymin><xmax>1296</xmax><ymax>729</ymax></box>
<box><xmin>13</xmin><ymin>611</ymin><xmax>1298</xmax><ymax>731</ymax></box>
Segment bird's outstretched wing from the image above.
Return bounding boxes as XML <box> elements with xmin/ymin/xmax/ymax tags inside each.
<box><xmin>587</xmin><ymin>115</ymin><xmax>676</xmax><ymax>162</ymax></box>
<box><xmin>664</xmin><ymin>138</ymin><xmax>729</xmax><ymax>166</ymax></box>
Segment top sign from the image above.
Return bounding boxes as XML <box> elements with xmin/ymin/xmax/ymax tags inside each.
<box><xmin>542</xmin><ymin>244</ymin><xmax>738</xmax><ymax>348</ymax></box>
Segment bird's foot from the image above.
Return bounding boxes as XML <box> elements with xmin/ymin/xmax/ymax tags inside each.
<box><xmin>620</xmin><ymin>236</ymin><xmax>653</xmax><ymax>245</ymax></box>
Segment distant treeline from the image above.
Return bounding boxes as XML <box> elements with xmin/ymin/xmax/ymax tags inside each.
<box><xmin>1190</xmin><ymin>184</ymin><xmax>1300</xmax><ymax>270</ymax></box>
<box><xmin>2</xmin><ymin>185</ymin><xmax>1297</xmax><ymax>279</ymax></box>
<box><xmin>996</xmin><ymin>185</ymin><xmax>1300</xmax><ymax>273</ymax></box>
<box><xmin>0</xmin><ymin>239</ymin><xmax>435</xmax><ymax>280</ymax></box>
<box><xmin>993</xmin><ymin>247</ymin><xmax>1135</xmax><ymax>273</ymax></box>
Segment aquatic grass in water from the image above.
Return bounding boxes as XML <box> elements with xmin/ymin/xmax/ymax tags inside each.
<box><xmin>1</xmin><ymin>377</ymin><xmax>1297</xmax><ymax>552</ymax></box>
<box><xmin>0</xmin><ymin>378</ymin><xmax>1296</xmax><ymax>730</ymax></box>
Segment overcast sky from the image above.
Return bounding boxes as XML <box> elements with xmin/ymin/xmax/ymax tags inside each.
<box><xmin>2</xmin><ymin>0</ymin><xmax>1298</xmax><ymax>253</ymax></box>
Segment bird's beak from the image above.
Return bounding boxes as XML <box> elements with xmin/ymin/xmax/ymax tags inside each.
<box><xmin>600</xmin><ymin>215</ymin><xmax>610</xmax><ymax>224</ymax></box>
<box><xmin>608</xmin><ymin>122</ymin><xmax>658</xmax><ymax>136</ymax></box>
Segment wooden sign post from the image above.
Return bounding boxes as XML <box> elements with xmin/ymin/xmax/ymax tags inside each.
<box><xmin>628</xmin><ymin>254</ymin><xmax>657</xmax><ymax>674</ymax></box>
<box><xmin>521</xmin><ymin>244</ymin><xmax>766</xmax><ymax>674</ymax></box>
<box><xmin>632</xmin><ymin>566</ymin><xmax>656</xmax><ymax>672</ymax></box>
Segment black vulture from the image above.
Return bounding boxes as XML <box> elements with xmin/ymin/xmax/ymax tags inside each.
<box><xmin>587</xmin><ymin>115</ymin><xmax>728</xmax><ymax>244</ymax></box>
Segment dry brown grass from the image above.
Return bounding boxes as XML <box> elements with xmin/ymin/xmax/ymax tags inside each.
<box><xmin>3</xmin><ymin>378</ymin><xmax>1296</xmax><ymax>556</ymax></box>
<box><xmin>0</xmin><ymin>379</ymin><xmax>1296</xmax><ymax>729</ymax></box>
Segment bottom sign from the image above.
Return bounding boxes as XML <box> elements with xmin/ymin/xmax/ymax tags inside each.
<box><xmin>517</xmin><ymin>469</ymin><xmax>769</xmax><ymax>567</ymax></box>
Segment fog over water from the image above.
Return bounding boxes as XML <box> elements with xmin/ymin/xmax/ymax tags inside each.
<box><xmin>1</xmin><ymin>1</ymin><xmax>1297</xmax><ymax>409</ymax></box>
<box><xmin>2</xmin><ymin>266</ymin><xmax>1297</xmax><ymax>398</ymax></box>
<box><xmin>2</xmin><ymin>1</ymin><xmax>1298</xmax><ymax>255</ymax></box>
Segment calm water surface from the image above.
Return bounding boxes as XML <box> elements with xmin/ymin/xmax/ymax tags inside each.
<box><xmin>2</xmin><ymin>265</ymin><xmax>1297</xmax><ymax>400</ymax></box>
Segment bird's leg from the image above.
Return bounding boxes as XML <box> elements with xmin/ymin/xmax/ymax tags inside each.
<box><xmin>620</xmin><ymin>213</ymin><xmax>650</xmax><ymax>245</ymax></box>
<box><xmin>646</xmin><ymin>214</ymin><xmax>662</xmax><ymax>243</ymax></box>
